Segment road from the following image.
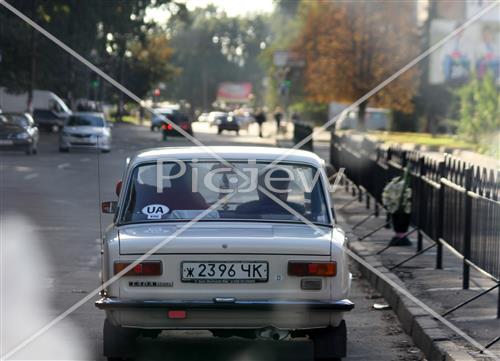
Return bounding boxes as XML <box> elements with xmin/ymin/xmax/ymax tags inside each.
<box><xmin>0</xmin><ymin>122</ymin><xmax>422</xmax><ymax>360</ymax></box>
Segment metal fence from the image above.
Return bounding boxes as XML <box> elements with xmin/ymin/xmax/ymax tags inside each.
<box><xmin>329</xmin><ymin>133</ymin><xmax>500</xmax><ymax>320</ymax></box>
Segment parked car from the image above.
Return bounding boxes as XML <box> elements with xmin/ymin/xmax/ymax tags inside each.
<box><xmin>59</xmin><ymin>112</ymin><xmax>111</xmax><ymax>153</ymax></box>
<box><xmin>96</xmin><ymin>146</ymin><xmax>353</xmax><ymax>361</ymax></box>
<box><xmin>216</xmin><ymin>113</ymin><xmax>251</xmax><ymax>135</ymax></box>
<box><xmin>197</xmin><ymin>112</ymin><xmax>209</xmax><ymax>122</ymax></box>
<box><xmin>207</xmin><ymin>111</ymin><xmax>226</xmax><ymax>126</ymax></box>
<box><xmin>160</xmin><ymin>111</ymin><xmax>193</xmax><ymax>140</ymax></box>
<box><xmin>335</xmin><ymin>107</ymin><xmax>391</xmax><ymax>131</ymax></box>
<box><xmin>0</xmin><ymin>87</ymin><xmax>71</xmax><ymax>132</ymax></box>
<box><xmin>0</xmin><ymin>112</ymin><xmax>39</xmax><ymax>155</ymax></box>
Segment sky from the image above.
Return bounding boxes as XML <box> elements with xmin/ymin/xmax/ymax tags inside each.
<box><xmin>147</xmin><ymin>0</ymin><xmax>274</xmax><ymax>22</ymax></box>
<box><xmin>184</xmin><ymin>0</ymin><xmax>274</xmax><ymax>16</ymax></box>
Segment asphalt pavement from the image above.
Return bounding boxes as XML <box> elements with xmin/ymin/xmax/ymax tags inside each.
<box><xmin>0</xmin><ymin>121</ymin><xmax>423</xmax><ymax>360</ymax></box>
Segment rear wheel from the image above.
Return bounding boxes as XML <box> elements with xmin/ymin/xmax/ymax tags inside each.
<box><xmin>59</xmin><ymin>147</ymin><xmax>69</xmax><ymax>153</ymax></box>
<box><xmin>217</xmin><ymin>127</ymin><xmax>223</xmax><ymax>135</ymax></box>
<box><xmin>310</xmin><ymin>320</ymin><xmax>346</xmax><ymax>361</ymax></box>
<box><xmin>103</xmin><ymin>319</ymin><xmax>137</xmax><ymax>360</ymax></box>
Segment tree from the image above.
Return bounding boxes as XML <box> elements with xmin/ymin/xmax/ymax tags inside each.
<box><xmin>127</xmin><ymin>33</ymin><xmax>178</xmax><ymax>99</ymax></box>
<box><xmin>456</xmin><ymin>72</ymin><xmax>499</xmax><ymax>154</ymax></box>
<box><xmin>293</xmin><ymin>1</ymin><xmax>420</xmax><ymax>130</ymax></box>
<box><xmin>0</xmin><ymin>0</ymin><xmax>181</xmax><ymax>111</ymax></box>
<box><xmin>166</xmin><ymin>6</ymin><xmax>270</xmax><ymax>111</ymax></box>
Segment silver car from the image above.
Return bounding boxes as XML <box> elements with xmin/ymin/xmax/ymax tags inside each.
<box><xmin>97</xmin><ymin>146</ymin><xmax>353</xmax><ymax>361</ymax></box>
<box><xmin>59</xmin><ymin>112</ymin><xmax>112</xmax><ymax>152</ymax></box>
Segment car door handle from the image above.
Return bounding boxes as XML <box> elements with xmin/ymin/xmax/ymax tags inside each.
<box><xmin>214</xmin><ymin>297</ymin><xmax>236</xmax><ymax>304</ymax></box>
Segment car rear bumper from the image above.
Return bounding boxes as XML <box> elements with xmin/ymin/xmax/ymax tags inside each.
<box><xmin>219</xmin><ymin>123</ymin><xmax>240</xmax><ymax>130</ymax></box>
<box><xmin>96</xmin><ymin>298</ymin><xmax>353</xmax><ymax>330</ymax></box>
<box><xmin>0</xmin><ymin>139</ymin><xmax>33</xmax><ymax>150</ymax></box>
<box><xmin>95</xmin><ymin>298</ymin><xmax>354</xmax><ymax>311</ymax></box>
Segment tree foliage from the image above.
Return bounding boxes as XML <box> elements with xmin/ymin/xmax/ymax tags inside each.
<box><xmin>456</xmin><ymin>72</ymin><xmax>500</xmax><ymax>153</ymax></box>
<box><xmin>0</xmin><ymin>0</ymin><xmax>179</xmax><ymax>103</ymax></box>
<box><xmin>293</xmin><ymin>1</ymin><xmax>420</xmax><ymax>128</ymax></box>
<box><xmin>165</xmin><ymin>6</ymin><xmax>270</xmax><ymax>110</ymax></box>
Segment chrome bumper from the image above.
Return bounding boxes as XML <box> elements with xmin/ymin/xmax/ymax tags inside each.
<box><xmin>95</xmin><ymin>298</ymin><xmax>354</xmax><ymax>311</ymax></box>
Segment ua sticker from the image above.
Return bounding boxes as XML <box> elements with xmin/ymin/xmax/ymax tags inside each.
<box><xmin>142</xmin><ymin>204</ymin><xmax>169</xmax><ymax>219</ymax></box>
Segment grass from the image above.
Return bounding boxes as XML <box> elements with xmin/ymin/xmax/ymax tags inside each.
<box><xmin>366</xmin><ymin>131</ymin><xmax>476</xmax><ymax>150</ymax></box>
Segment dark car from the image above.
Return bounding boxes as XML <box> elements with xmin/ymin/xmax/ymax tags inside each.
<box><xmin>161</xmin><ymin>110</ymin><xmax>193</xmax><ymax>140</ymax></box>
<box><xmin>0</xmin><ymin>113</ymin><xmax>39</xmax><ymax>155</ymax></box>
<box><xmin>216</xmin><ymin>113</ymin><xmax>249</xmax><ymax>135</ymax></box>
<box><xmin>33</xmin><ymin>109</ymin><xmax>68</xmax><ymax>132</ymax></box>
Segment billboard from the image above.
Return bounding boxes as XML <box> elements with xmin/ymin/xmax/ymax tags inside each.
<box><xmin>429</xmin><ymin>18</ymin><xmax>500</xmax><ymax>85</ymax></box>
<box><xmin>216</xmin><ymin>82</ymin><xmax>252</xmax><ymax>103</ymax></box>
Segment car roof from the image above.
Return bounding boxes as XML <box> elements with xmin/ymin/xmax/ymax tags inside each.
<box><xmin>129</xmin><ymin>146</ymin><xmax>324</xmax><ymax>168</ymax></box>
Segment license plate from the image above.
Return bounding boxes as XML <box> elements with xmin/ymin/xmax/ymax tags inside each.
<box><xmin>0</xmin><ymin>140</ymin><xmax>13</xmax><ymax>145</ymax></box>
<box><xmin>181</xmin><ymin>261</ymin><xmax>268</xmax><ymax>283</ymax></box>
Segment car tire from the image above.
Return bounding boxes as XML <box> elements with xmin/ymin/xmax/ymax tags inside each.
<box><xmin>59</xmin><ymin>147</ymin><xmax>69</xmax><ymax>153</ymax></box>
<box><xmin>32</xmin><ymin>147</ymin><xmax>38</xmax><ymax>155</ymax></box>
<box><xmin>310</xmin><ymin>320</ymin><xmax>347</xmax><ymax>361</ymax></box>
<box><xmin>103</xmin><ymin>319</ymin><xmax>137</xmax><ymax>360</ymax></box>
<box><xmin>101</xmin><ymin>149</ymin><xmax>111</xmax><ymax>153</ymax></box>
<box><xmin>236</xmin><ymin>129</ymin><xmax>240</xmax><ymax>135</ymax></box>
<box><xmin>25</xmin><ymin>147</ymin><xmax>32</xmax><ymax>155</ymax></box>
<box><xmin>217</xmin><ymin>127</ymin><xmax>222</xmax><ymax>135</ymax></box>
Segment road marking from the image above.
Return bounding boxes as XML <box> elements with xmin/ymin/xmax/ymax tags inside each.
<box><xmin>15</xmin><ymin>166</ymin><xmax>31</xmax><ymax>172</ymax></box>
<box><xmin>80</xmin><ymin>157</ymin><xmax>91</xmax><ymax>162</ymax></box>
<box><xmin>57</xmin><ymin>162</ymin><xmax>70</xmax><ymax>169</ymax></box>
<box><xmin>23</xmin><ymin>173</ymin><xmax>39</xmax><ymax>180</ymax></box>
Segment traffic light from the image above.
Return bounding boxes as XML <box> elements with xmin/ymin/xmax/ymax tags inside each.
<box><xmin>153</xmin><ymin>88</ymin><xmax>161</xmax><ymax>97</ymax></box>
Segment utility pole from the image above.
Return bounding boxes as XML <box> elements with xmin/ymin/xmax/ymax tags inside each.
<box><xmin>27</xmin><ymin>0</ymin><xmax>37</xmax><ymax>114</ymax></box>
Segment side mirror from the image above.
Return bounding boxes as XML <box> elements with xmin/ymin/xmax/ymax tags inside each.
<box><xmin>115</xmin><ymin>180</ymin><xmax>122</xmax><ymax>197</ymax></box>
<box><xmin>101</xmin><ymin>201</ymin><xmax>117</xmax><ymax>214</ymax></box>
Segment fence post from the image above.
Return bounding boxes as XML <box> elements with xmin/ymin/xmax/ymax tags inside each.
<box><xmin>417</xmin><ymin>157</ymin><xmax>426</xmax><ymax>252</ymax></box>
<box><xmin>436</xmin><ymin>161</ymin><xmax>445</xmax><ymax>270</ymax></box>
<box><xmin>462</xmin><ymin>167</ymin><xmax>473</xmax><ymax>290</ymax></box>
<box><xmin>497</xmin><ymin>285</ymin><xmax>500</xmax><ymax>319</ymax></box>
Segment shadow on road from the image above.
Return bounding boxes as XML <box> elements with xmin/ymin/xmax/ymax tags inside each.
<box><xmin>133</xmin><ymin>332</ymin><xmax>312</xmax><ymax>361</ymax></box>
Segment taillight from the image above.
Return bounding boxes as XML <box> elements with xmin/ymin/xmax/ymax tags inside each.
<box><xmin>114</xmin><ymin>261</ymin><xmax>162</xmax><ymax>276</ymax></box>
<box><xmin>161</xmin><ymin>123</ymin><xmax>173</xmax><ymax>130</ymax></box>
<box><xmin>288</xmin><ymin>261</ymin><xmax>336</xmax><ymax>277</ymax></box>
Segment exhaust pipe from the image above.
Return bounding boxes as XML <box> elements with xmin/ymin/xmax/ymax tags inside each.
<box><xmin>256</xmin><ymin>327</ymin><xmax>289</xmax><ymax>341</ymax></box>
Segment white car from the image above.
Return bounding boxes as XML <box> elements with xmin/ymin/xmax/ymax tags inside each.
<box><xmin>59</xmin><ymin>112</ymin><xmax>111</xmax><ymax>152</ymax></box>
<box><xmin>97</xmin><ymin>146</ymin><xmax>353</xmax><ymax>360</ymax></box>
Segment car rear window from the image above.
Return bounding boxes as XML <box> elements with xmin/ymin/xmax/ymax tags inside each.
<box><xmin>66</xmin><ymin>114</ymin><xmax>104</xmax><ymax>127</ymax></box>
<box><xmin>121</xmin><ymin>161</ymin><xmax>330</xmax><ymax>225</ymax></box>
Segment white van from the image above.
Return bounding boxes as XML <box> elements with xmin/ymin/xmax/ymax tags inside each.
<box><xmin>0</xmin><ymin>88</ymin><xmax>72</xmax><ymax>131</ymax></box>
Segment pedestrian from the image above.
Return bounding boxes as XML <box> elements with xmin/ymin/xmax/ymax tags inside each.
<box><xmin>274</xmin><ymin>106</ymin><xmax>283</xmax><ymax>134</ymax></box>
<box><xmin>254</xmin><ymin>108</ymin><xmax>266</xmax><ymax>138</ymax></box>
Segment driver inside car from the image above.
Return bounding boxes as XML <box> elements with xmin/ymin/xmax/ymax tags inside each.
<box><xmin>130</xmin><ymin>163</ymin><xmax>208</xmax><ymax>219</ymax></box>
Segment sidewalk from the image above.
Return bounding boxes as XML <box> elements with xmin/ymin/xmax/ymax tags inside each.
<box><xmin>334</xmin><ymin>187</ymin><xmax>499</xmax><ymax>360</ymax></box>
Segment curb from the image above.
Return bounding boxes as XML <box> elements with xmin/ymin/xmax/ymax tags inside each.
<box><xmin>348</xmin><ymin>241</ymin><xmax>476</xmax><ymax>361</ymax></box>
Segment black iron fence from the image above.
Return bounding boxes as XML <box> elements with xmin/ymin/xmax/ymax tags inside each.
<box><xmin>329</xmin><ymin>133</ymin><xmax>500</xmax><ymax>321</ymax></box>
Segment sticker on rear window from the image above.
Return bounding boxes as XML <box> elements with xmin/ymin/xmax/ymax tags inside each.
<box><xmin>142</xmin><ymin>204</ymin><xmax>169</xmax><ymax>219</ymax></box>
